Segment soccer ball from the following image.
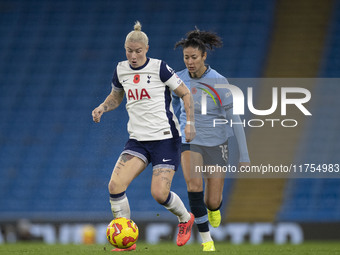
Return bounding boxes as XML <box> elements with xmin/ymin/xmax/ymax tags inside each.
<box><xmin>106</xmin><ymin>217</ymin><xmax>139</xmax><ymax>249</ymax></box>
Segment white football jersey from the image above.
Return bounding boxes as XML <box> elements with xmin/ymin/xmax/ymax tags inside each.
<box><xmin>112</xmin><ymin>58</ymin><xmax>182</xmax><ymax>141</ymax></box>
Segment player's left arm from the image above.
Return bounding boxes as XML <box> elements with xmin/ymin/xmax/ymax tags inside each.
<box><xmin>171</xmin><ymin>91</ymin><xmax>181</xmax><ymax>118</ymax></box>
<box><xmin>225</xmin><ymin>105</ymin><xmax>250</xmax><ymax>167</ymax></box>
<box><xmin>173</xmin><ymin>82</ymin><xmax>196</xmax><ymax>142</ymax></box>
<box><xmin>160</xmin><ymin>61</ymin><xmax>195</xmax><ymax>142</ymax></box>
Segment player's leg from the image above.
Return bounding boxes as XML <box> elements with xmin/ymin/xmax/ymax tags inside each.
<box><xmin>149</xmin><ymin>137</ymin><xmax>194</xmax><ymax>246</ymax></box>
<box><xmin>181</xmin><ymin>148</ymin><xmax>214</xmax><ymax>247</ymax></box>
<box><xmin>204</xmin><ymin>177</ymin><xmax>224</xmax><ymax>228</ymax></box>
<box><xmin>204</xmin><ymin>177</ymin><xmax>224</xmax><ymax>209</ymax></box>
<box><xmin>151</xmin><ymin>168</ymin><xmax>191</xmax><ymax>222</ymax></box>
<box><xmin>150</xmin><ymin>167</ymin><xmax>194</xmax><ymax>246</ymax></box>
<box><xmin>181</xmin><ymin>148</ymin><xmax>204</xmax><ymax>192</ymax></box>
<box><xmin>203</xmin><ymin>141</ymin><xmax>228</xmax><ymax>228</ymax></box>
<box><xmin>108</xmin><ymin>153</ymin><xmax>146</xmax><ymax>219</ymax></box>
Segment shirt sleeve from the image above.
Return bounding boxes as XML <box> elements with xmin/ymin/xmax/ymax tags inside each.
<box><xmin>159</xmin><ymin>61</ymin><xmax>183</xmax><ymax>90</ymax></box>
<box><xmin>111</xmin><ymin>68</ymin><xmax>124</xmax><ymax>91</ymax></box>
<box><xmin>225</xmin><ymin>108</ymin><xmax>250</xmax><ymax>163</ymax></box>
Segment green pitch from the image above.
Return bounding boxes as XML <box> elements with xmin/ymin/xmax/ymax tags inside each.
<box><xmin>1</xmin><ymin>242</ymin><xmax>340</xmax><ymax>255</ymax></box>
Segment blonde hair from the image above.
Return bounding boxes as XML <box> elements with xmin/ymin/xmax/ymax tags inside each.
<box><xmin>125</xmin><ymin>21</ymin><xmax>149</xmax><ymax>46</ymax></box>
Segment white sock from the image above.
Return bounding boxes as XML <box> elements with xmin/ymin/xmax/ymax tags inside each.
<box><xmin>110</xmin><ymin>193</ymin><xmax>131</xmax><ymax>219</ymax></box>
<box><xmin>200</xmin><ymin>231</ymin><xmax>213</xmax><ymax>243</ymax></box>
<box><xmin>163</xmin><ymin>191</ymin><xmax>191</xmax><ymax>223</ymax></box>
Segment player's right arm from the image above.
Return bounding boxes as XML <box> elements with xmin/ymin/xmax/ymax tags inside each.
<box><xmin>92</xmin><ymin>88</ymin><xmax>125</xmax><ymax>123</ymax></box>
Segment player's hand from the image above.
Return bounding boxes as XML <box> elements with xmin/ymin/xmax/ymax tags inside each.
<box><xmin>92</xmin><ymin>105</ymin><xmax>105</xmax><ymax>123</ymax></box>
<box><xmin>184</xmin><ymin>123</ymin><xmax>196</xmax><ymax>142</ymax></box>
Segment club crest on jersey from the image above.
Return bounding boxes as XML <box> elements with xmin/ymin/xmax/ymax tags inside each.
<box><xmin>127</xmin><ymin>88</ymin><xmax>151</xmax><ymax>101</ymax></box>
<box><xmin>191</xmin><ymin>87</ymin><xmax>197</xmax><ymax>95</ymax></box>
<box><xmin>133</xmin><ymin>74</ymin><xmax>140</xmax><ymax>84</ymax></box>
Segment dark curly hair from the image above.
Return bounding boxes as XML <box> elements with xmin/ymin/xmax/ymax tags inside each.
<box><xmin>174</xmin><ymin>27</ymin><xmax>222</xmax><ymax>55</ymax></box>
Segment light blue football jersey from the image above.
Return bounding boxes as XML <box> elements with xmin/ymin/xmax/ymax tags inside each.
<box><xmin>173</xmin><ymin>66</ymin><xmax>234</xmax><ymax>146</ymax></box>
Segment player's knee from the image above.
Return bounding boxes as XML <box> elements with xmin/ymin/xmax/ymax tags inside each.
<box><xmin>108</xmin><ymin>178</ymin><xmax>120</xmax><ymax>194</ymax></box>
<box><xmin>151</xmin><ymin>188</ymin><xmax>168</xmax><ymax>204</ymax></box>
<box><xmin>205</xmin><ymin>197</ymin><xmax>222</xmax><ymax>211</ymax></box>
<box><xmin>186</xmin><ymin>179</ymin><xmax>203</xmax><ymax>193</ymax></box>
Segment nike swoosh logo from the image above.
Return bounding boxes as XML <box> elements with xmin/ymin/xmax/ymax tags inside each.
<box><xmin>122</xmin><ymin>79</ymin><xmax>128</xmax><ymax>83</ymax></box>
<box><xmin>162</xmin><ymin>159</ymin><xmax>172</xmax><ymax>162</ymax></box>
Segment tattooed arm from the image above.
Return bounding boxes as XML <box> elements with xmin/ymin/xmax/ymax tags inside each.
<box><xmin>92</xmin><ymin>88</ymin><xmax>125</xmax><ymax>123</ymax></box>
<box><xmin>173</xmin><ymin>82</ymin><xmax>196</xmax><ymax>142</ymax></box>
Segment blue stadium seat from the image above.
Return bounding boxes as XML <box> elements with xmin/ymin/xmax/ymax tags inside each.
<box><xmin>278</xmin><ymin>4</ymin><xmax>340</xmax><ymax>220</ymax></box>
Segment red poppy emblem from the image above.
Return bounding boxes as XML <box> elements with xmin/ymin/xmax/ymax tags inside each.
<box><xmin>133</xmin><ymin>74</ymin><xmax>140</xmax><ymax>84</ymax></box>
<box><xmin>191</xmin><ymin>87</ymin><xmax>197</xmax><ymax>94</ymax></box>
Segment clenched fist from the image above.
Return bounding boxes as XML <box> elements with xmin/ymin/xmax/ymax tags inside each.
<box><xmin>92</xmin><ymin>105</ymin><xmax>105</xmax><ymax>123</ymax></box>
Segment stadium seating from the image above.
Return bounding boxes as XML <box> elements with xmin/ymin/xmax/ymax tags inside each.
<box><xmin>0</xmin><ymin>0</ymin><xmax>274</xmax><ymax>221</ymax></box>
<box><xmin>277</xmin><ymin>0</ymin><xmax>340</xmax><ymax>222</ymax></box>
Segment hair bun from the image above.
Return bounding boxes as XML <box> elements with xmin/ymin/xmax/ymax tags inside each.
<box><xmin>134</xmin><ymin>21</ymin><xmax>142</xmax><ymax>31</ymax></box>
<box><xmin>174</xmin><ymin>28</ymin><xmax>222</xmax><ymax>52</ymax></box>
<box><xmin>125</xmin><ymin>21</ymin><xmax>149</xmax><ymax>46</ymax></box>
<box><xmin>187</xmin><ymin>29</ymin><xmax>200</xmax><ymax>40</ymax></box>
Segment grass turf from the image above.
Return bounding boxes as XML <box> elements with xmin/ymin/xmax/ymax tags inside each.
<box><xmin>1</xmin><ymin>242</ymin><xmax>340</xmax><ymax>255</ymax></box>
